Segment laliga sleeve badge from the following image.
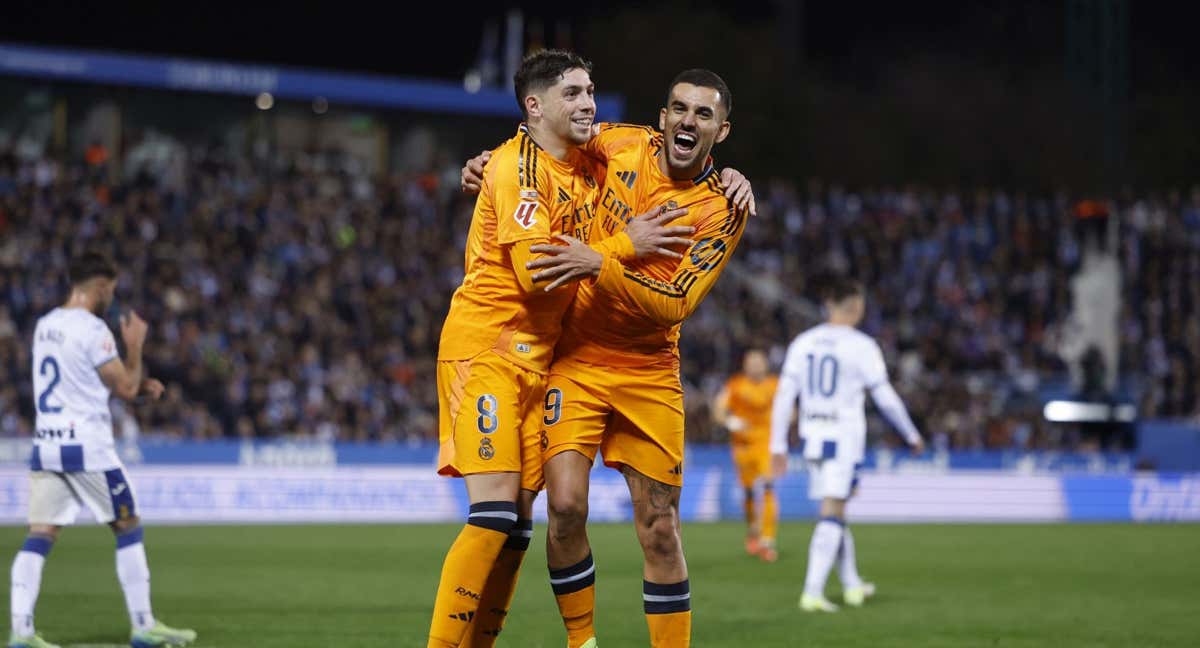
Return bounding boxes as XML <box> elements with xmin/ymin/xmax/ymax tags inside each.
<box><xmin>478</xmin><ymin>437</ymin><xmax>495</xmax><ymax>460</ymax></box>
<box><xmin>513</xmin><ymin>201</ymin><xmax>539</xmax><ymax>229</ymax></box>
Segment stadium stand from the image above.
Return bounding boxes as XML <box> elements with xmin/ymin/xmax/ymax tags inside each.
<box><xmin>2</xmin><ymin>135</ymin><xmax>1197</xmax><ymax>449</ymax></box>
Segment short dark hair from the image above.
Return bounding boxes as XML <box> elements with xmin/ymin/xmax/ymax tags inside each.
<box><xmin>68</xmin><ymin>251</ymin><xmax>116</xmax><ymax>286</ymax></box>
<box><xmin>513</xmin><ymin>49</ymin><xmax>593</xmax><ymax>119</ymax></box>
<box><xmin>667</xmin><ymin>69</ymin><xmax>732</xmax><ymax>117</ymax></box>
<box><xmin>822</xmin><ymin>276</ymin><xmax>864</xmax><ymax>304</ymax></box>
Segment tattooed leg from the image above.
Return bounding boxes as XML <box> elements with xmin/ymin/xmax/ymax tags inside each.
<box><xmin>622</xmin><ymin>466</ymin><xmax>688</xmax><ymax>583</ymax></box>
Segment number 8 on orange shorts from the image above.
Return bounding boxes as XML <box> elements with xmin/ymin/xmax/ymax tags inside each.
<box><xmin>437</xmin><ymin>350</ymin><xmax>546</xmax><ymax>492</ymax></box>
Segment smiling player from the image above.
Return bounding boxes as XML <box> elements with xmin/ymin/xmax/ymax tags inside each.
<box><xmin>526</xmin><ymin>69</ymin><xmax>749</xmax><ymax>648</ymax></box>
<box><xmin>428</xmin><ymin>50</ymin><xmax>708</xmax><ymax>647</ymax></box>
<box><xmin>460</xmin><ymin>68</ymin><xmax>752</xmax><ymax>647</ymax></box>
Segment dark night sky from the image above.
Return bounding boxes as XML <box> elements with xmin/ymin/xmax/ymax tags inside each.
<box><xmin>1</xmin><ymin>0</ymin><xmax>1196</xmax><ymax>89</ymax></box>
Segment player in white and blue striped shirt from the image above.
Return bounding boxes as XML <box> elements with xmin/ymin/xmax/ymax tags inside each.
<box><xmin>11</xmin><ymin>252</ymin><xmax>196</xmax><ymax>648</ymax></box>
<box><xmin>770</xmin><ymin>277</ymin><xmax>924</xmax><ymax>613</ymax></box>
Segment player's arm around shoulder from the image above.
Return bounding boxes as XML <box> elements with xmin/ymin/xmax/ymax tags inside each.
<box><xmin>592</xmin><ymin>195</ymin><xmax>748</xmax><ymax>326</ymax></box>
<box><xmin>525</xmin><ymin>202</ymin><xmax>696</xmax><ymax>292</ymax></box>
<box><xmin>579</xmin><ymin>122</ymin><xmax>656</xmax><ymax>162</ymax></box>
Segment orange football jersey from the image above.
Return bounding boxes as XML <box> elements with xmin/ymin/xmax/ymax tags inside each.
<box><xmin>724</xmin><ymin>373</ymin><xmax>780</xmax><ymax>444</ymax></box>
<box><xmin>555</xmin><ymin>123</ymin><xmax>748</xmax><ymax>368</ymax></box>
<box><xmin>438</xmin><ymin>125</ymin><xmax>604</xmax><ymax>374</ymax></box>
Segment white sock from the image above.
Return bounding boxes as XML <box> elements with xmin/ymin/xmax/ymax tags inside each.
<box><xmin>115</xmin><ymin>528</ymin><xmax>156</xmax><ymax>632</ymax></box>
<box><xmin>11</xmin><ymin>535</ymin><xmax>53</xmax><ymax>636</ymax></box>
<box><xmin>803</xmin><ymin>518</ymin><xmax>844</xmax><ymax>598</ymax></box>
<box><xmin>838</xmin><ymin>526</ymin><xmax>863</xmax><ymax>589</ymax></box>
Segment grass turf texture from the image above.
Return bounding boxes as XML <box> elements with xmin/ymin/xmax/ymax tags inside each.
<box><xmin>0</xmin><ymin>522</ymin><xmax>1196</xmax><ymax>647</ymax></box>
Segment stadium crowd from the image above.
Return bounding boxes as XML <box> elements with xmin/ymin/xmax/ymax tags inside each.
<box><xmin>0</xmin><ymin>137</ymin><xmax>1197</xmax><ymax>450</ymax></box>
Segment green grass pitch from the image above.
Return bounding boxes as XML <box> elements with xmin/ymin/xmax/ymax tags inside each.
<box><xmin>1</xmin><ymin>522</ymin><xmax>1196</xmax><ymax>647</ymax></box>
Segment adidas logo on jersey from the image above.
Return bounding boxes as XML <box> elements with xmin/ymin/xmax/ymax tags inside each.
<box><xmin>616</xmin><ymin>170</ymin><xmax>638</xmax><ymax>189</ymax></box>
<box><xmin>557</xmin><ymin>187</ymin><xmax>571</xmax><ymax>203</ymax></box>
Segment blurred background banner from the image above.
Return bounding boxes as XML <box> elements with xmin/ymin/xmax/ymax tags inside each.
<box><xmin>0</xmin><ymin>440</ymin><xmax>1174</xmax><ymax>472</ymax></box>
<box><xmin>0</xmin><ymin>442</ymin><xmax>1194</xmax><ymax>524</ymax></box>
<box><xmin>1</xmin><ymin>459</ymin><xmax>1194</xmax><ymax>524</ymax></box>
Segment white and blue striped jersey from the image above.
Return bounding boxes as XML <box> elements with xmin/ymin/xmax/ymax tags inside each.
<box><xmin>31</xmin><ymin>307</ymin><xmax>122</xmax><ymax>472</ymax></box>
<box><xmin>770</xmin><ymin>323</ymin><xmax>920</xmax><ymax>462</ymax></box>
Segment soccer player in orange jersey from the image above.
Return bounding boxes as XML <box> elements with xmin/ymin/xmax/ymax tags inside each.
<box><xmin>712</xmin><ymin>349</ymin><xmax>781</xmax><ymax>562</ymax></box>
<box><xmin>460</xmin><ymin>69</ymin><xmax>752</xmax><ymax>648</ymax></box>
<box><xmin>490</xmin><ymin>69</ymin><xmax>747</xmax><ymax>648</ymax></box>
<box><xmin>427</xmin><ymin>50</ymin><xmax>696</xmax><ymax>648</ymax></box>
<box><xmin>534</xmin><ymin>70</ymin><xmax>747</xmax><ymax>648</ymax></box>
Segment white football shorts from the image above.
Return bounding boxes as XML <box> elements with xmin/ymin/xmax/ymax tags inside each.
<box><xmin>27</xmin><ymin>467</ymin><xmax>139</xmax><ymax>526</ymax></box>
<box><xmin>806</xmin><ymin>458</ymin><xmax>862</xmax><ymax>500</ymax></box>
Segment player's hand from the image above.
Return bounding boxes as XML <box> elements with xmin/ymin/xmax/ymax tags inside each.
<box><xmin>119</xmin><ymin>311</ymin><xmax>148</xmax><ymax>351</ymax></box>
<box><xmin>139</xmin><ymin>378</ymin><xmax>165</xmax><ymax>400</ymax></box>
<box><xmin>460</xmin><ymin>150</ymin><xmax>491</xmax><ymax>195</ymax></box>
<box><xmin>771</xmin><ymin>453</ymin><xmax>789</xmax><ymax>479</ymax></box>
<box><xmin>623</xmin><ymin>205</ymin><xmax>692</xmax><ymax>259</ymax></box>
<box><xmin>527</xmin><ymin>235</ymin><xmax>604</xmax><ymax>291</ymax></box>
<box><xmin>719</xmin><ymin>167</ymin><xmax>756</xmax><ymax>216</ymax></box>
<box><xmin>910</xmin><ymin>438</ymin><xmax>926</xmax><ymax>457</ymax></box>
<box><xmin>725</xmin><ymin>415</ymin><xmax>747</xmax><ymax>432</ymax></box>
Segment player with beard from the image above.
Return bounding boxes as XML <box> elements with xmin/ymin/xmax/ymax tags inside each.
<box><xmin>463</xmin><ymin>68</ymin><xmax>750</xmax><ymax>648</ymax></box>
<box><xmin>428</xmin><ymin>50</ymin><xmax>711</xmax><ymax>647</ymax></box>
<box><xmin>11</xmin><ymin>251</ymin><xmax>195</xmax><ymax>648</ymax></box>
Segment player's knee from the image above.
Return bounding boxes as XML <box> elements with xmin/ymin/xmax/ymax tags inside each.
<box><xmin>27</xmin><ymin>524</ymin><xmax>60</xmax><ymax>542</ymax></box>
<box><xmin>547</xmin><ymin>490</ymin><xmax>588</xmax><ymax>537</ymax></box>
<box><xmin>762</xmin><ymin>481</ymin><xmax>775</xmax><ymax>493</ymax></box>
<box><xmin>743</xmin><ymin>486</ymin><xmax>755</xmax><ymax>501</ymax></box>
<box><xmin>516</xmin><ymin>488</ymin><xmax>538</xmax><ymax>520</ymax></box>
<box><xmin>637</xmin><ymin>509</ymin><xmax>682</xmax><ymax>562</ymax></box>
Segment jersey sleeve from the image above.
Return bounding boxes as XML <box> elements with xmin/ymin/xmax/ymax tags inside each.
<box><xmin>491</xmin><ymin>146</ymin><xmax>554</xmax><ymax>246</ymax></box>
<box><xmin>589</xmin><ymin>231</ymin><xmax>636</xmax><ymax>261</ymax></box>
<box><xmin>861</xmin><ymin>338</ymin><xmax>921</xmax><ymax>444</ymax></box>
<box><xmin>861</xmin><ymin>339</ymin><xmax>889</xmax><ymax>389</ymax></box>
<box><xmin>592</xmin><ymin>198</ymin><xmax>747</xmax><ymax>327</ymax></box>
<box><xmin>770</xmin><ymin>342</ymin><xmax>803</xmax><ymax>454</ymax></box>
<box><xmin>869</xmin><ymin>382</ymin><xmax>922</xmax><ymax>445</ymax></box>
<box><xmin>580</xmin><ymin>122</ymin><xmax>657</xmax><ymax>163</ymax></box>
<box><xmin>87</xmin><ymin>321</ymin><xmax>119</xmax><ymax>368</ymax></box>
